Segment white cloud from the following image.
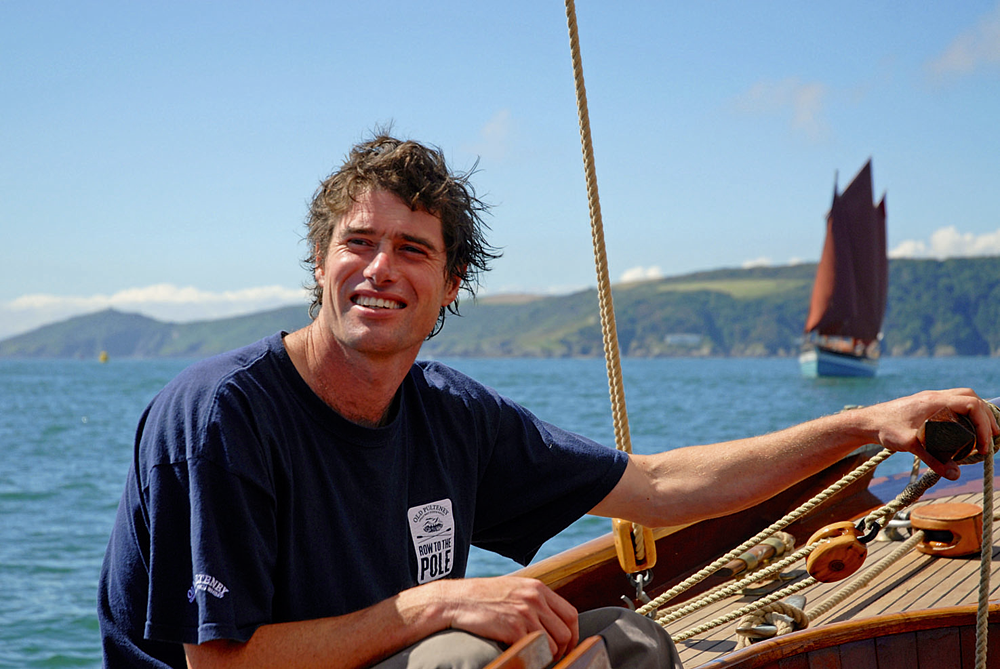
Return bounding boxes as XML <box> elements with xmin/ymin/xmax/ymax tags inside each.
<box><xmin>1</xmin><ymin>284</ymin><xmax>309</xmax><ymax>341</ymax></box>
<box><xmin>619</xmin><ymin>266</ymin><xmax>664</xmax><ymax>283</ymax></box>
<box><xmin>926</xmin><ymin>3</ymin><xmax>1000</xmax><ymax>79</ymax></box>
<box><xmin>889</xmin><ymin>226</ymin><xmax>1000</xmax><ymax>259</ymax></box>
<box><xmin>733</xmin><ymin>77</ymin><xmax>831</xmax><ymax>142</ymax></box>
<box><xmin>479</xmin><ymin>282</ymin><xmax>587</xmax><ymax>297</ymax></box>
<box><xmin>741</xmin><ymin>257</ymin><xmax>773</xmax><ymax>269</ymax></box>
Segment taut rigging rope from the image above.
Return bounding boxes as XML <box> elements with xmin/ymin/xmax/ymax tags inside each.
<box><xmin>564</xmin><ymin>0</ymin><xmax>653</xmax><ymax>571</ymax></box>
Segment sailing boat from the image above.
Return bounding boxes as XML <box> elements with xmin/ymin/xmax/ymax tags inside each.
<box><xmin>485</xmin><ymin>8</ymin><xmax>999</xmax><ymax>669</ymax></box>
<box><xmin>799</xmin><ymin>160</ymin><xmax>888</xmax><ymax>377</ymax></box>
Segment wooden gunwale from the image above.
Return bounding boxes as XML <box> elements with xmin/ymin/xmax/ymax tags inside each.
<box><xmin>693</xmin><ymin>603</ymin><xmax>1000</xmax><ymax>668</ymax></box>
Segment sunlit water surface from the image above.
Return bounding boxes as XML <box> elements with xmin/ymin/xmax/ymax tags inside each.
<box><xmin>2</xmin><ymin>355</ymin><xmax>998</xmax><ymax>666</ymax></box>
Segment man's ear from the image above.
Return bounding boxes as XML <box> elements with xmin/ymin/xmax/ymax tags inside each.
<box><xmin>442</xmin><ymin>269</ymin><xmax>464</xmax><ymax>306</ymax></box>
<box><xmin>313</xmin><ymin>244</ymin><xmax>325</xmax><ymax>286</ymax></box>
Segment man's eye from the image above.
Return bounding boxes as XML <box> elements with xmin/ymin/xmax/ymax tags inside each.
<box><xmin>401</xmin><ymin>245</ymin><xmax>428</xmax><ymax>255</ymax></box>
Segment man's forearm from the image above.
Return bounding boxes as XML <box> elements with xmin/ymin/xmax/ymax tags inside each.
<box><xmin>184</xmin><ymin>585</ymin><xmax>449</xmax><ymax>669</ymax></box>
<box><xmin>597</xmin><ymin>408</ymin><xmax>873</xmax><ymax>527</ymax></box>
<box><xmin>184</xmin><ymin>575</ymin><xmax>581</xmax><ymax>668</ymax></box>
<box><xmin>592</xmin><ymin>389</ymin><xmax>999</xmax><ymax>528</ymax></box>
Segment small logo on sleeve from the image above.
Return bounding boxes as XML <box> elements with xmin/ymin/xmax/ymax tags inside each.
<box><xmin>187</xmin><ymin>573</ymin><xmax>230</xmax><ymax>602</ymax></box>
<box><xmin>408</xmin><ymin>499</ymin><xmax>455</xmax><ymax>584</ymax></box>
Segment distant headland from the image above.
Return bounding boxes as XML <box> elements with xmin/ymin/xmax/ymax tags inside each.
<box><xmin>3</xmin><ymin>257</ymin><xmax>1000</xmax><ymax>360</ymax></box>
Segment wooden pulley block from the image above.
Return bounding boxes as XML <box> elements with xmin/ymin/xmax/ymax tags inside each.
<box><xmin>910</xmin><ymin>502</ymin><xmax>983</xmax><ymax>557</ymax></box>
<box><xmin>805</xmin><ymin>521</ymin><xmax>868</xmax><ymax>583</ymax></box>
<box><xmin>612</xmin><ymin>518</ymin><xmax>657</xmax><ymax>573</ymax></box>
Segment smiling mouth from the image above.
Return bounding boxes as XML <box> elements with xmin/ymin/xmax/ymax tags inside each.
<box><xmin>353</xmin><ymin>295</ymin><xmax>404</xmax><ymax>310</ymax></box>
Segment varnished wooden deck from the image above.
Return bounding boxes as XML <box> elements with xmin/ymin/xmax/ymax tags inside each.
<box><xmin>673</xmin><ymin>487</ymin><xmax>1000</xmax><ymax>668</ymax></box>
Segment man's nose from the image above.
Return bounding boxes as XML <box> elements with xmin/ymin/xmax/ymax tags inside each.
<box><xmin>363</xmin><ymin>246</ymin><xmax>397</xmax><ymax>284</ymax></box>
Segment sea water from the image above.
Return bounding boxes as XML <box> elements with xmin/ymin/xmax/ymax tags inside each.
<box><xmin>1</xmin><ymin>355</ymin><xmax>998</xmax><ymax>667</ymax></box>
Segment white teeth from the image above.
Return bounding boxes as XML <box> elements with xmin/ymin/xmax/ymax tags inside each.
<box><xmin>355</xmin><ymin>296</ymin><xmax>403</xmax><ymax>309</ymax></box>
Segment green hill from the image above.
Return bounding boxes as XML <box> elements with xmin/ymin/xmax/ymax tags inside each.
<box><xmin>0</xmin><ymin>306</ymin><xmax>312</xmax><ymax>359</ymax></box>
<box><xmin>4</xmin><ymin>257</ymin><xmax>1000</xmax><ymax>359</ymax></box>
<box><xmin>422</xmin><ymin>263</ymin><xmax>817</xmax><ymax>358</ymax></box>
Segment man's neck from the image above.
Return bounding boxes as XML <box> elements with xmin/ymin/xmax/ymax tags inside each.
<box><xmin>283</xmin><ymin>323</ymin><xmax>418</xmax><ymax>427</ymax></box>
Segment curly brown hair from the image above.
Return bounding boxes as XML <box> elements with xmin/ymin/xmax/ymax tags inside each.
<box><xmin>304</xmin><ymin>131</ymin><xmax>501</xmax><ymax>337</ymax></box>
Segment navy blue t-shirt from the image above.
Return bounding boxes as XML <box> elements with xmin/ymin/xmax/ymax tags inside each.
<box><xmin>98</xmin><ymin>333</ymin><xmax>628</xmax><ymax>667</ymax></box>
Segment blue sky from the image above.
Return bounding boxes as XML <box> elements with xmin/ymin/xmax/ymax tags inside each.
<box><xmin>2</xmin><ymin>1</ymin><xmax>999</xmax><ymax>340</ymax></box>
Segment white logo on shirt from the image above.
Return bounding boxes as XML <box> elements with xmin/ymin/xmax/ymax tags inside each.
<box><xmin>408</xmin><ymin>499</ymin><xmax>455</xmax><ymax>584</ymax></box>
<box><xmin>187</xmin><ymin>573</ymin><xmax>230</xmax><ymax>602</ymax></box>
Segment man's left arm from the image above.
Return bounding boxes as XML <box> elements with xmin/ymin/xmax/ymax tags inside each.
<box><xmin>591</xmin><ymin>388</ymin><xmax>999</xmax><ymax>528</ymax></box>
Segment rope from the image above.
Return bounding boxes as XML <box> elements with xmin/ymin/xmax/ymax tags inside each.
<box><xmin>656</xmin><ymin>544</ymin><xmax>812</xmax><ymax>627</ymax></box>
<box><xmin>725</xmin><ymin>501</ymin><xmax>997</xmax><ymax>652</ymax></box>
<box><xmin>671</xmin><ymin>578</ymin><xmax>817</xmax><ymax>643</ymax></box>
<box><xmin>564</xmin><ymin>0</ymin><xmax>648</xmax><ymax>567</ymax></box>
<box><xmin>662</xmin><ymin>439</ymin><xmax>995</xmax><ymax>641</ymax></box>
<box><xmin>636</xmin><ymin>448</ymin><xmax>891</xmax><ymax>616</ymax></box>
<box><xmin>859</xmin><ymin>468</ymin><xmax>942</xmax><ymax>533</ymax></box>
<box><xmin>672</xmin><ymin>403</ymin><xmax>1000</xmax><ymax>656</ymax></box>
<box><xmin>729</xmin><ymin>531</ymin><xmax>924</xmax><ymax>649</ymax></box>
<box><xmin>734</xmin><ymin>601</ymin><xmax>809</xmax><ymax>648</ymax></box>
<box><xmin>976</xmin><ymin>425</ymin><xmax>996</xmax><ymax>669</ymax></box>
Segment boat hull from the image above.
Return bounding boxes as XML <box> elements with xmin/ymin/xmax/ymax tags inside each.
<box><xmin>799</xmin><ymin>346</ymin><xmax>878</xmax><ymax>378</ymax></box>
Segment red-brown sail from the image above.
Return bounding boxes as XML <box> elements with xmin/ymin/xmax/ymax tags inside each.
<box><xmin>803</xmin><ymin>160</ymin><xmax>887</xmax><ymax>345</ymax></box>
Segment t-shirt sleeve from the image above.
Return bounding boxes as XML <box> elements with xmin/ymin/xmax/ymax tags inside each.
<box><xmin>471</xmin><ymin>398</ymin><xmax>629</xmax><ymax>565</ymax></box>
<box><xmin>143</xmin><ymin>458</ymin><xmax>277</xmax><ymax>645</ymax></box>
<box><xmin>138</xmin><ymin>378</ymin><xmax>279</xmax><ymax>646</ymax></box>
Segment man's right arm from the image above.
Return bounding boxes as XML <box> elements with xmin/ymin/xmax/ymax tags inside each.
<box><xmin>184</xmin><ymin>576</ymin><xmax>578</xmax><ymax>668</ymax></box>
<box><xmin>591</xmin><ymin>388</ymin><xmax>999</xmax><ymax>529</ymax></box>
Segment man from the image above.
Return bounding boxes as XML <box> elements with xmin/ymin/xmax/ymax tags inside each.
<box><xmin>99</xmin><ymin>133</ymin><xmax>999</xmax><ymax>669</ymax></box>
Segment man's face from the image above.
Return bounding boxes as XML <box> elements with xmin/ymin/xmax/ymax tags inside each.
<box><xmin>314</xmin><ymin>189</ymin><xmax>460</xmax><ymax>358</ymax></box>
